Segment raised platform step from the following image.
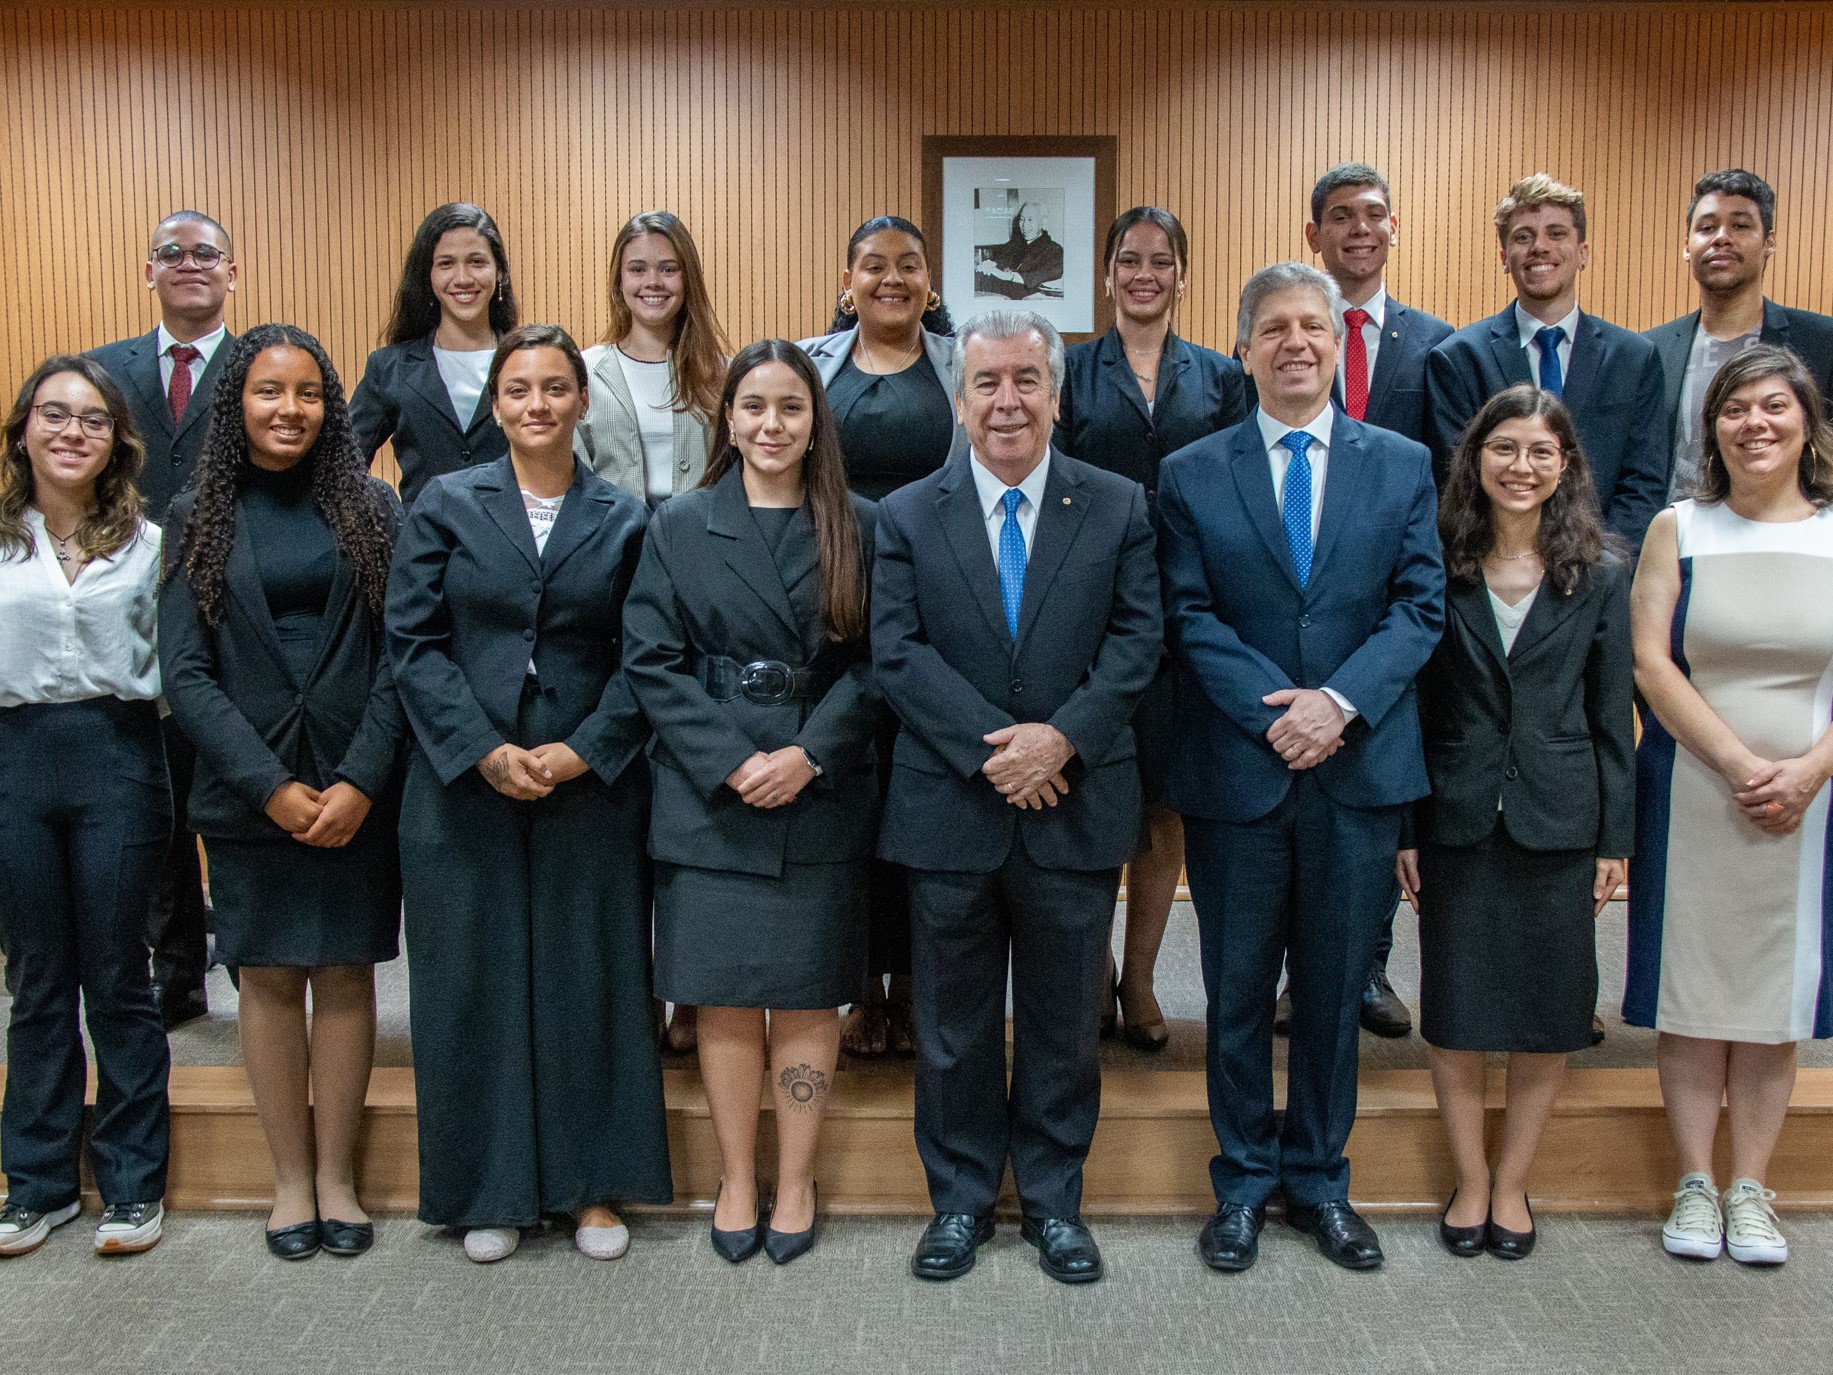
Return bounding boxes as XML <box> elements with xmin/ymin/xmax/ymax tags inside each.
<box><xmin>7</xmin><ymin>1064</ymin><xmax>1833</xmax><ymax>1215</ymax></box>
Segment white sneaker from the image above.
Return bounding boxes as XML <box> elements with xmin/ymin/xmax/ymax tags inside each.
<box><xmin>575</xmin><ymin>1217</ymin><xmax>630</xmax><ymax>1261</ymax></box>
<box><xmin>1723</xmin><ymin>1178</ymin><xmax>1788</xmax><ymax>1266</ymax></box>
<box><xmin>1662</xmin><ymin>1173</ymin><xmax>1722</xmax><ymax>1260</ymax></box>
<box><xmin>0</xmin><ymin>1200</ymin><xmax>81</xmax><ymax>1256</ymax></box>
<box><xmin>94</xmin><ymin>1201</ymin><xmax>163</xmax><ymax>1254</ymax></box>
<box><xmin>463</xmin><ymin>1226</ymin><xmax>520</xmax><ymax>1263</ymax></box>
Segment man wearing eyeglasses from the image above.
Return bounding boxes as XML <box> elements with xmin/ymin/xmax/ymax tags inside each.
<box><xmin>87</xmin><ymin>210</ymin><xmax>239</xmax><ymax>1032</ymax></box>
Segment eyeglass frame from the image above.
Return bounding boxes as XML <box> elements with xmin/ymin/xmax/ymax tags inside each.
<box><xmin>1479</xmin><ymin>437</ymin><xmax>1564</xmax><ymax>467</ymax></box>
<box><xmin>29</xmin><ymin>403</ymin><xmax>117</xmax><ymax>438</ymax></box>
<box><xmin>149</xmin><ymin>243</ymin><xmax>231</xmax><ymax>269</ymax></box>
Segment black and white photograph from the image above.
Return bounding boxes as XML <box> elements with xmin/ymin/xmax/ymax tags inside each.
<box><xmin>972</xmin><ymin>187</ymin><xmax>1067</xmax><ymax>300</ymax></box>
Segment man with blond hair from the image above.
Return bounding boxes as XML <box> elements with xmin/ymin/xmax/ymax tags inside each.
<box><xmin>1426</xmin><ymin>173</ymin><xmax>1668</xmax><ymax>550</ymax></box>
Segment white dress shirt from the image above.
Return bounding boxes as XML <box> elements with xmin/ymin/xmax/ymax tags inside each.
<box><xmin>1338</xmin><ymin>285</ymin><xmax>1387</xmax><ymax>404</ymax></box>
<box><xmin>432</xmin><ymin>343</ymin><xmax>493</xmax><ymax>429</ymax></box>
<box><xmin>1513</xmin><ymin>301</ymin><xmax>1579</xmax><ymax>383</ymax></box>
<box><xmin>156</xmin><ymin>322</ymin><xmax>227</xmax><ymax>394</ymax></box>
<box><xmin>967</xmin><ymin>448</ymin><xmax>1051</xmax><ymax>563</ymax></box>
<box><xmin>615</xmin><ymin>349</ymin><xmax>678</xmax><ymax>505</ymax></box>
<box><xmin>0</xmin><ymin>512</ymin><xmax>162</xmax><ymax>707</ymax></box>
<box><xmin>1253</xmin><ymin>406</ymin><xmax>1358</xmax><ymax>722</ymax></box>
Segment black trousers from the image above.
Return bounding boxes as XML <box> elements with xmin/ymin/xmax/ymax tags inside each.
<box><xmin>1185</xmin><ymin>776</ymin><xmax>1401</xmax><ymax>1209</ymax></box>
<box><xmin>909</xmin><ymin>846</ymin><xmax>1118</xmax><ymax>1220</ymax></box>
<box><xmin>0</xmin><ymin>698</ymin><xmax>172</xmax><ymax>1210</ymax></box>
<box><xmin>146</xmin><ymin>718</ymin><xmax>210</xmax><ymax>996</ymax></box>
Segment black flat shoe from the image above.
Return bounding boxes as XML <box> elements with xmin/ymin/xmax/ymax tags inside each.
<box><xmin>1285</xmin><ymin>1198</ymin><xmax>1384</xmax><ymax>1270</ymax></box>
<box><xmin>765</xmin><ymin>1183</ymin><xmax>818</xmax><ymax>1265</ymax></box>
<box><xmin>266</xmin><ymin>1218</ymin><xmax>321</xmax><ymax>1261</ymax></box>
<box><xmin>1438</xmin><ymin>1191</ymin><xmax>1487</xmax><ymax>1258</ymax></box>
<box><xmin>1020</xmin><ymin>1215</ymin><xmax>1103</xmax><ymax>1284</ymax></box>
<box><xmin>1196</xmin><ymin>1202</ymin><xmax>1265</xmax><ymax>1272</ymax></box>
<box><xmin>710</xmin><ymin>1182</ymin><xmax>763</xmax><ymax>1265</ymax></box>
<box><xmin>1486</xmin><ymin>1198</ymin><xmax>1536</xmax><ymax>1260</ymax></box>
<box><xmin>911</xmin><ymin>1212</ymin><xmax>994</xmax><ymax>1281</ymax></box>
<box><xmin>319</xmin><ymin>1218</ymin><xmax>375</xmax><ymax>1257</ymax></box>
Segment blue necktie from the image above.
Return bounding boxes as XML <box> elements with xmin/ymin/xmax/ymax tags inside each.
<box><xmin>997</xmin><ymin>487</ymin><xmax>1027</xmax><ymax>637</ymax></box>
<box><xmin>1534</xmin><ymin>325</ymin><xmax>1566</xmax><ymax>398</ymax></box>
<box><xmin>1280</xmin><ymin>431</ymin><xmax>1314</xmax><ymax>588</ymax></box>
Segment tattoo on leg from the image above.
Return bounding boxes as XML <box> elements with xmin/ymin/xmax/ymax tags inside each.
<box><xmin>778</xmin><ymin>1063</ymin><xmax>829</xmax><ymax>1114</ymax></box>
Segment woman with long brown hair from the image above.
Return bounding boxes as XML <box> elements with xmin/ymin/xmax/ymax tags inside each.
<box><xmin>623</xmin><ymin>339</ymin><xmax>879</xmax><ymax>1265</ymax></box>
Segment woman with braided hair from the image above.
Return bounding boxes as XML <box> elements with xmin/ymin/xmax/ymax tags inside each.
<box><xmin>159</xmin><ymin>324</ymin><xmax>406</xmax><ymax>1260</ymax></box>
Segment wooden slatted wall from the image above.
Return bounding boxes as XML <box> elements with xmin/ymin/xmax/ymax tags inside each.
<box><xmin>3</xmin><ymin>1</ymin><xmax>1829</xmax><ymax>418</ymax></box>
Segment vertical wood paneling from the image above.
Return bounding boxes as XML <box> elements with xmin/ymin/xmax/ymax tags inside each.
<box><xmin>2</xmin><ymin>1</ymin><xmax>1831</xmax><ymax>402</ymax></box>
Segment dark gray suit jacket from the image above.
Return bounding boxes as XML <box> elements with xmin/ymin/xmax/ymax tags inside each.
<box><xmin>350</xmin><ymin>338</ymin><xmax>508</xmax><ymax>509</ymax></box>
<box><xmin>87</xmin><ymin>328</ymin><xmax>235</xmax><ymax>519</ymax></box>
<box><xmin>1644</xmin><ymin>298</ymin><xmax>1833</xmax><ymax>456</ymax></box>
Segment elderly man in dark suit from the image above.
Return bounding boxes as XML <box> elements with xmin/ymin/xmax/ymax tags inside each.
<box><xmin>873</xmin><ymin>308</ymin><xmax>1161</xmax><ymax>1285</ymax></box>
<box><xmin>1644</xmin><ymin>168</ymin><xmax>1833</xmax><ymax>500</ymax></box>
<box><xmin>88</xmin><ymin>210</ymin><xmax>240</xmax><ymax>1029</ymax></box>
<box><xmin>1159</xmin><ymin>262</ymin><xmax>1444</xmax><ymax>1273</ymax></box>
<box><xmin>1426</xmin><ymin>174</ymin><xmax>1669</xmax><ymax>552</ymax></box>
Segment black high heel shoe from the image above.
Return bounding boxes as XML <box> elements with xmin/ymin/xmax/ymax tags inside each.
<box><xmin>1486</xmin><ymin>1196</ymin><xmax>1536</xmax><ymax>1260</ymax></box>
<box><xmin>765</xmin><ymin>1183</ymin><xmax>819</xmax><ymax>1265</ymax></box>
<box><xmin>266</xmin><ymin>1217</ymin><xmax>321</xmax><ymax>1261</ymax></box>
<box><xmin>709</xmin><ymin>1181</ymin><xmax>763</xmax><ymax>1264</ymax></box>
<box><xmin>1438</xmin><ymin>1191</ymin><xmax>1487</xmax><ymax>1258</ymax></box>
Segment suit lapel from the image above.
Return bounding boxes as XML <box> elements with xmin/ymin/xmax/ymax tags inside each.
<box><xmin>539</xmin><ymin>461</ymin><xmax>607</xmax><ymax>578</ymax></box>
<box><xmin>477</xmin><ymin>457</ymin><xmax>541</xmax><ymax>574</ymax></box>
<box><xmin>777</xmin><ymin>506</ymin><xmax>824</xmax><ymax>659</ymax></box>
<box><xmin>1366</xmin><ymin>301</ymin><xmax>1408</xmax><ymax>413</ymax></box>
<box><xmin>1560</xmin><ymin>313</ymin><xmax>1605</xmax><ymax>418</ymax></box>
<box><xmin>1486</xmin><ymin>310</ymin><xmax>1535</xmax><ymax>388</ymax></box>
<box><xmin>126</xmin><ymin>331</ymin><xmax>175</xmax><ymax>443</ymax></box>
<box><xmin>1654</xmin><ymin>312</ymin><xmax>1697</xmax><ymax>429</ymax></box>
<box><xmin>402</xmin><ymin>337</ymin><xmax>469</xmax><ymax>435</ymax></box>
<box><xmin>224</xmin><ymin>508</ymin><xmax>294</xmax><ymax>682</ymax></box>
<box><xmin>1015</xmin><ymin>454</ymin><xmax>1089</xmax><ymax>649</ymax></box>
<box><xmin>1229</xmin><ymin>421</ymin><xmax>1301</xmax><ymax>593</ymax></box>
<box><xmin>1449</xmin><ymin>577</ymin><xmax>1509</xmax><ymax>677</ymax></box>
<box><xmin>1762</xmin><ymin>298</ymin><xmax>1793</xmax><ymax>353</ymax></box>
<box><xmin>173</xmin><ymin>332</ymin><xmax>234</xmax><ymax>444</ymax></box>
<box><xmin>590</xmin><ymin>347</ymin><xmax>640</xmax><ymax>429</ymax></box>
<box><xmin>1097</xmin><ymin>327</ymin><xmax>1152</xmax><ymax>425</ymax></box>
<box><xmin>709</xmin><ymin>465</ymin><xmax>800</xmax><ymax>638</ymax></box>
<box><xmin>298</xmin><ymin>557</ymin><xmax>357</xmax><ymax>688</ymax></box>
<box><xmin>1506</xmin><ymin>573</ymin><xmax>1584</xmax><ymax>663</ymax></box>
<box><xmin>1307</xmin><ymin>410</ymin><xmax>1360</xmax><ymax>588</ymax></box>
<box><xmin>937</xmin><ymin>457</ymin><xmax>1014</xmax><ymax>646</ymax></box>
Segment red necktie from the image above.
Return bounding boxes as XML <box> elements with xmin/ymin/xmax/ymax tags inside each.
<box><xmin>1342</xmin><ymin>308</ymin><xmax>1371</xmax><ymax>421</ymax></box>
<box><xmin>167</xmin><ymin>344</ymin><xmax>201</xmax><ymax>423</ymax></box>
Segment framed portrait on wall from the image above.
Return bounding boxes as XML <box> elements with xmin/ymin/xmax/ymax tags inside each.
<box><xmin>922</xmin><ymin>135</ymin><xmax>1117</xmax><ymax>343</ymax></box>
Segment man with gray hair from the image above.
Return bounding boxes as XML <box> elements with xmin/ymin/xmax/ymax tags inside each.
<box><xmin>873</xmin><ymin>308</ymin><xmax>1161</xmax><ymax>1284</ymax></box>
<box><xmin>1159</xmin><ymin>263</ymin><xmax>1443</xmax><ymax>1273</ymax></box>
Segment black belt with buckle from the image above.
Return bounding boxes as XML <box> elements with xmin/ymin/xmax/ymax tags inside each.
<box><xmin>696</xmin><ymin>654</ymin><xmax>832</xmax><ymax>705</ymax></box>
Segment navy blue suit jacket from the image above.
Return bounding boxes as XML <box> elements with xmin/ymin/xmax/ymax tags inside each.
<box><xmin>87</xmin><ymin>328</ymin><xmax>236</xmax><ymax>519</ymax></box>
<box><xmin>1426</xmin><ymin>308</ymin><xmax>1669</xmax><ymax>550</ymax></box>
<box><xmin>1644</xmin><ymin>298</ymin><xmax>1833</xmax><ymax>456</ymax></box>
<box><xmin>1331</xmin><ymin>297</ymin><xmax>1454</xmax><ymax>446</ymax></box>
<box><xmin>1157</xmin><ymin>409</ymin><xmax>1444</xmax><ymax>824</ymax></box>
<box><xmin>871</xmin><ymin>449</ymin><xmax>1162</xmax><ymax>873</ymax></box>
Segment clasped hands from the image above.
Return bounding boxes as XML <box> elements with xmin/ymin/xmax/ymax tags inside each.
<box><xmin>264</xmin><ymin>779</ymin><xmax>373</xmax><ymax>847</ymax></box>
<box><xmin>1723</xmin><ymin>751</ymin><xmax>1830</xmax><ymax>837</ymax></box>
<box><xmin>982</xmin><ymin>722</ymin><xmax>1074</xmax><ymax>809</ymax></box>
<box><xmin>477</xmin><ymin>741</ymin><xmax>590</xmax><ymax>800</ymax></box>
<box><xmin>1264</xmin><ymin>687</ymin><xmax>1345</xmax><ymax>770</ymax></box>
<box><xmin>726</xmin><ymin>747</ymin><xmax>816</xmax><ymax>810</ymax></box>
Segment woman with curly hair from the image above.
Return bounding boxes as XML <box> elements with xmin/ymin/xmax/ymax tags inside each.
<box><xmin>0</xmin><ymin>356</ymin><xmax>171</xmax><ymax>1258</ymax></box>
<box><xmin>1397</xmin><ymin>384</ymin><xmax>1633</xmax><ymax>1261</ymax></box>
<box><xmin>159</xmin><ymin>324</ymin><xmax>406</xmax><ymax>1260</ymax></box>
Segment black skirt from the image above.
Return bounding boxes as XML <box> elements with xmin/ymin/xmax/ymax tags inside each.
<box><xmin>1417</xmin><ymin>828</ymin><xmax>1598</xmax><ymax>1054</ymax></box>
<box><xmin>654</xmin><ymin>858</ymin><xmax>867</xmax><ymax>1009</ymax></box>
<box><xmin>207</xmin><ymin>817</ymin><xmax>401</xmax><ymax>967</ymax></box>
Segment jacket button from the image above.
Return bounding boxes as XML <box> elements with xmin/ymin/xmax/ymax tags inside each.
<box><xmin>1298</xmin><ymin>615</ymin><xmax>1311</xmax><ymax>629</ymax></box>
<box><xmin>1504</xmin><ymin>765</ymin><xmax>1520</xmax><ymax>781</ymax></box>
<box><xmin>294</xmin><ymin>693</ymin><xmax>304</xmax><ymax>706</ymax></box>
<box><xmin>530</xmin><ymin>581</ymin><xmax>542</xmax><ymax>594</ymax></box>
<box><xmin>678</xmin><ymin>458</ymin><xmax>691</xmax><ymax>471</ymax></box>
<box><xmin>523</xmin><ymin>629</ymin><xmax>536</xmax><ymax>642</ymax></box>
<box><xmin>1010</xmin><ymin>679</ymin><xmax>1024</xmax><ymax>694</ymax></box>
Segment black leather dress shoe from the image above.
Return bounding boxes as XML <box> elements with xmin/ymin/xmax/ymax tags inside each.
<box><xmin>319</xmin><ymin>1218</ymin><xmax>375</xmax><ymax>1256</ymax></box>
<box><xmin>1437</xmin><ymin>1192</ymin><xmax>1486</xmax><ymax>1258</ymax></box>
<box><xmin>1273</xmin><ymin>984</ymin><xmax>1293</xmax><ymax>1037</ymax></box>
<box><xmin>1285</xmin><ymin>1199</ymin><xmax>1384</xmax><ymax>1270</ymax></box>
<box><xmin>265</xmin><ymin>1218</ymin><xmax>321</xmax><ymax>1261</ymax></box>
<box><xmin>1196</xmin><ymin>1203</ymin><xmax>1265</xmax><ymax>1272</ymax></box>
<box><xmin>910</xmin><ymin>1212</ymin><xmax>994</xmax><ymax>1281</ymax></box>
<box><xmin>1486</xmin><ymin>1199</ymin><xmax>1536</xmax><ymax>1260</ymax></box>
<box><xmin>155</xmin><ymin>982</ymin><xmax>209</xmax><ymax>1031</ymax></box>
<box><xmin>1589</xmin><ymin>1014</ymin><xmax>1606</xmax><ymax>1047</ymax></box>
<box><xmin>1020</xmin><ymin>1215</ymin><xmax>1103</xmax><ymax>1283</ymax></box>
<box><xmin>1359</xmin><ymin>968</ymin><xmax>1412</xmax><ymax>1038</ymax></box>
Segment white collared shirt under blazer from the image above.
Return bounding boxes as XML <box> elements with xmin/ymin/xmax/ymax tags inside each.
<box><xmin>0</xmin><ymin>511</ymin><xmax>161</xmax><ymax>706</ymax></box>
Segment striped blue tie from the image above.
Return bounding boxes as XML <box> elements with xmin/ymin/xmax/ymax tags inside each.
<box><xmin>1534</xmin><ymin>325</ymin><xmax>1566</xmax><ymax>399</ymax></box>
<box><xmin>1281</xmin><ymin>431</ymin><xmax>1314</xmax><ymax>588</ymax></box>
<box><xmin>997</xmin><ymin>487</ymin><xmax>1026</xmax><ymax>637</ymax></box>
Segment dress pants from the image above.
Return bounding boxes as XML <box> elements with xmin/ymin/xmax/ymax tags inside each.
<box><xmin>399</xmin><ymin>681</ymin><xmax>672</xmax><ymax>1227</ymax></box>
<box><xmin>909</xmin><ymin>844</ymin><xmax>1118</xmax><ymax>1220</ymax></box>
<box><xmin>146</xmin><ymin>717</ymin><xmax>210</xmax><ymax>997</ymax></box>
<box><xmin>0</xmin><ymin>697</ymin><xmax>172</xmax><ymax>1210</ymax></box>
<box><xmin>1184</xmin><ymin>774</ymin><xmax>1401</xmax><ymax>1209</ymax></box>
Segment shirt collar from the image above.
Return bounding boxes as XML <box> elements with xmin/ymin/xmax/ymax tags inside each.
<box><xmin>968</xmin><ymin>448</ymin><xmax>1052</xmax><ymax>519</ymax></box>
<box><xmin>157</xmin><ymin>322</ymin><xmax>227</xmax><ymax>364</ymax></box>
<box><xmin>1513</xmin><ymin>301</ymin><xmax>1580</xmax><ymax>350</ymax></box>
<box><xmin>1344</xmin><ymin>285</ymin><xmax>1387</xmax><ymax>329</ymax></box>
<box><xmin>1254</xmin><ymin>403</ymin><xmax>1334</xmax><ymax>456</ymax></box>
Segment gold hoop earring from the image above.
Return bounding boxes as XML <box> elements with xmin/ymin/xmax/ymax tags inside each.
<box><xmin>839</xmin><ymin>289</ymin><xmax>857</xmax><ymax>316</ymax></box>
<box><xmin>925</xmin><ymin>289</ymin><xmax>942</xmax><ymax>313</ymax></box>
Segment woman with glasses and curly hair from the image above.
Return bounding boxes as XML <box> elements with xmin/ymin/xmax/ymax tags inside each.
<box><xmin>0</xmin><ymin>356</ymin><xmax>171</xmax><ymax>1258</ymax></box>
<box><xmin>158</xmin><ymin>324</ymin><xmax>406</xmax><ymax>1260</ymax></box>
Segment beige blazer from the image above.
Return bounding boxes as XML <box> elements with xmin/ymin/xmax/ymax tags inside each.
<box><xmin>573</xmin><ymin>343</ymin><xmax>714</xmax><ymax>502</ymax></box>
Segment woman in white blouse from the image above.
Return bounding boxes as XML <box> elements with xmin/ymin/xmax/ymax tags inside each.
<box><xmin>0</xmin><ymin>356</ymin><xmax>172</xmax><ymax>1258</ymax></box>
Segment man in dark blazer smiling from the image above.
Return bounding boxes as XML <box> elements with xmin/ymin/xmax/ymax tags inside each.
<box><xmin>873</xmin><ymin>308</ymin><xmax>1160</xmax><ymax>1286</ymax></box>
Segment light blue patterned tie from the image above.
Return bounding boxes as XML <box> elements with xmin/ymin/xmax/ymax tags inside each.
<box><xmin>1280</xmin><ymin>431</ymin><xmax>1314</xmax><ymax>588</ymax></box>
<box><xmin>1534</xmin><ymin>325</ymin><xmax>1566</xmax><ymax>399</ymax></box>
<box><xmin>997</xmin><ymin>487</ymin><xmax>1027</xmax><ymax>637</ymax></box>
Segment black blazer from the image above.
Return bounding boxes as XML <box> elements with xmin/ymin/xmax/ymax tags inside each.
<box><xmin>1645</xmin><ymin>299</ymin><xmax>1833</xmax><ymax>455</ymax></box>
<box><xmin>1410</xmin><ymin>558</ymin><xmax>1634</xmax><ymax>855</ymax></box>
<box><xmin>1426</xmin><ymin>308</ymin><xmax>1669</xmax><ymax>551</ymax></box>
<box><xmin>349</xmin><ymin>338</ymin><xmax>508</xmax><ymax>509</ymax></box>
<box><xmin>87</xmin><ymin>329</ymin><xmax>236</xmax><ymax>519</ymax></box>
<box><xmin>385</xmin><ymin>455</ymin><xmax>649</xmax><ymax>787</ymax></box>
<box><xmin>1333</xmin><ymin>297</ymin><xmax>1455</xmax><ymax>446</ymax></box>
<box><xmin>622</xmin><ymin>466</ymin><xmax>879</xmax><ymax>878</ymax></box>
<box><xmin>1053</xmin><ymin>328</ymin><xmax>1247</xmax><ymax>521</ymax></box>
<box><xmin>871</xmin><ymin>449</ymin><xmax>1162</xmax><ymax>873</ymax></box>
<box><xmin>158</xmin><ymin>480</ymin><xmax>407</xmax><ymax>840</ymax></box>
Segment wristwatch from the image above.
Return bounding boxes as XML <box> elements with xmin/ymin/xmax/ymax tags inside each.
<box><xmin>798</xmin><ymin>746</ymin><xmax>824</xmax><ymax>778</ymax></box>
